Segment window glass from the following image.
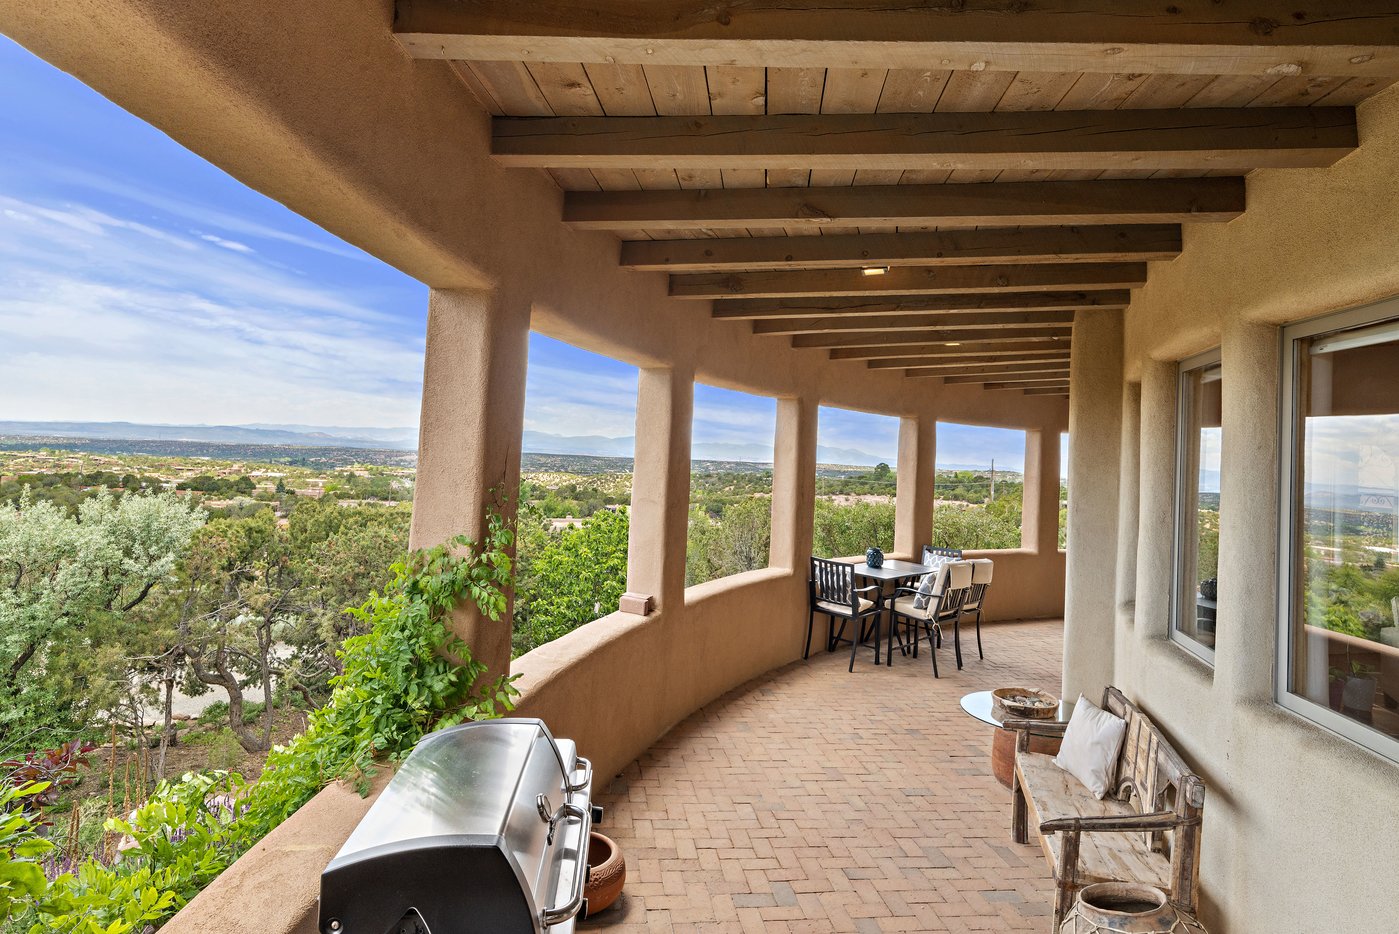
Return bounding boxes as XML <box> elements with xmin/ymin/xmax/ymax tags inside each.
<box><xmin>1060</xmin><ymin>432</ymin><xmax>1070</xmax><ymax>550</ymax></box>
<box><xmin>1173</xmin><ymin>353</ymin><xmax>1222</xmax><ymax>660</ymax></box>
<box><xmin>812</xmin><ymin>407</ymin><xmax>898</xmax><ymax>558</ymax></box>
<box><xmin>686</xmin><ymin>383</ymin><xmax>776</xmax><ymax>587</ymax></box>
<box><xmin>1283</xmin><ymin>313</ymin><xmax>1399</xmax><ymax>752</ymax></box>
<box><xmin>933</xmin><ymin>423</ymin><xmax>1026</xmax><ymax>551</ymax></box>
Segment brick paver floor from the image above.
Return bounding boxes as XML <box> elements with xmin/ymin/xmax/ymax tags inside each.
<box><xmin>586</xmin><ymin>619</ymin><xmax>1064</xmax><ymax>933</ymax></box>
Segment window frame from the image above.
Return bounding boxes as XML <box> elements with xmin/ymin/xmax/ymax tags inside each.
<box><xmin>1277</xmin><ymin>297</ymin><xmax>1399</xmax><ymax>765</ymax></box>
<box><xmin>1170</xmin><ymin>347</ymin><xmax>1223</xmax><ymax>665</ymax></box>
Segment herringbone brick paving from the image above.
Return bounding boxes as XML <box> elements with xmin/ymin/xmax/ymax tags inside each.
<box><xmin>586</xmin><ymin>619</ymin><xmax>1064</xmax><ymax>933</ymax></box>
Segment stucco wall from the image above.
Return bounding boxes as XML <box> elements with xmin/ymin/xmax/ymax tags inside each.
<box><xmin>1101</xmin><ymin>85</ymin><xmax>1399</xmax><ymax>932</ymax></box>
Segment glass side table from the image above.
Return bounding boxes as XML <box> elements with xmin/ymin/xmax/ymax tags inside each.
<box><xmin>959</xmin><ymin>690</ymin><xmax>1075</xmax><ymax>788</ymax></box>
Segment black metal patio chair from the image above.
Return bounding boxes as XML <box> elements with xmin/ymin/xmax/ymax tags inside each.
<box><xmin>806</xmin><ymin>557</ymin><xmax>885</xmax><ymax>672</ymax></box>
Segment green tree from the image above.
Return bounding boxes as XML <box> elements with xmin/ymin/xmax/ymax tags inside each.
<box><xmin>0</xmin><ymin>491</ymin><xmax>203</xmax><ymax>746</ymax></box>
<box><xmin>513</xmin><ymin>508</ymin><xmax>630</xmax><ymax>656</ymax></box>
<box><xmin>686</xmin><ymin>497</ymin><xmax>772</xmax><ymax>586</ymax></box>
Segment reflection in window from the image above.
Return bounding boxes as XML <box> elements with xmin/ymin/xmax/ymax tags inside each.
<box><xmin>1284</xmin><ymin>314</ymin><xmax>1399</xmax><ymax>752</ymax></box>
<box><xmin>1173</xmin><ymin>353</ymin><xmax>1222</xmax><ymax>660</ymax></box>
<box><xmin>1059</xmin><ymin>432</ymin><xmax>1070</xmax><ymax>550</ymax></box>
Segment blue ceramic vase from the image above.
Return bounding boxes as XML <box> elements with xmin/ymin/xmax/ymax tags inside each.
<box><xmin>865</xmin><ymin>547</ymin><xmax>884</xmax><ymax>568</ymax></box>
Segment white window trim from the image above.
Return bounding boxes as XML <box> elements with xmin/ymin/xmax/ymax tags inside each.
<box><xmin>1171</xmin><ymin>348</ymin><xmax>1222</xmax><ymax>665</ymax></box>
<box><xmin>1277</xmin><ymin>296</ymin><xmax>1399</xmax><ymax>766</ymax></box>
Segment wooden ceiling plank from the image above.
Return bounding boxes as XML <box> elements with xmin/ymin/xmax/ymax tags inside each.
<box><xmin>767</xmin><ymin>67</ymin><xmax>826</xmax><ymax>113</ymax></box>
<box><xmin>1021</xmin><ymin>386</ymin><xmax>1071</xmax><ymax>395</ymax></box>
<box><xmin>933</xmin><ymin>70</ymin><xmax>1018</xmax><ymax>112</ymax></box>
<box><xmin>1184</xmin><ymin>74</ymin><xmax>1281</xmax><ymax>108</ymax></box>
<box><xmin>463</xmin><ymin>61</ymin><xmax>555</xmax><ymax>115</ymax></box>
<box><xmin>1054</xmin><ymin>72</ymin><xmax>1149</xmax><ymax>110</ymax></box>
<box><xmin>564</xmin><ymin>177</ymin><xmax>1246</xmax><ymax>230</ymax></box>
<box><xmin>706</xmin><ymin>65</ymin><xmax>767</xmax><ymax>114</ymax></box>
<box><xmin>674</xmin><ymin>262</ymin><xmax>1146</xmax><ymax>298</ymax></box>
<box><xmin>993</xmin><ymin>71</ymin><xmax>1080</xmax><ymax>111</ymax></box>
<box><xmin>622</xmin><ymin>224</ymin><xmax>1180</xmax><ymax>271</ymax></box>
<box><xmin>583</xmin><ymin>62</ymin><xmax>657</xmax><ymax>114</ymax></box>
<box><xmin>642</xmin><ymin>64</ymin><xmax>711</xmax><ymax>114</ymax></box>
<box><xmin>821</xmin><ymin>67</ymin><xmax>888</xmax><ymax>113</ymax></box>
<box><xmin>395</xmin><ymin>2</ymin><xmax>1399</xmax><ymax>77</ymax></box>
<box><xmin>833</xmin><ymin>339</ymin><xmax>1072</xmax><ymax>360</ymax></box>
<box><xmin>525</xmin><ymin>62</ymin><xmax>605</xmax><ymax>115</ymax></box>
<box><xmin>714</xmin><ymin>290</ymin><xmax>1130</xmax><ymax>319</ymax></box>
<box><xmin>492</xmin><ymin>108</ymin><xmax>1357</xmax><ymax>171</ymax></box>
<box><xmin>877</xmin><ymin>68</ymin><xmax>952</xmax><ymax>113</ymax></box>
<box><xmin>792</xmin><ymin>326</ymin><xmax>1072</xmax><ymax>349</ymax></box>
<box><xmin>753</xmin><ymin>310</ymin><xmax>1076</xmax><ymax>334</ymax></box>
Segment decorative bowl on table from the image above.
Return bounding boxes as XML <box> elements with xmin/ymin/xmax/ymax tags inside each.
<box><xmin>992</xmin><ymin>687</ymin><xmax>1059</xmax><ymax>719</ymax></box>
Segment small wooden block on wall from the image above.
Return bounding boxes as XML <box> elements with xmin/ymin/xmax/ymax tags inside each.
<box><xmin>618</xmin><ymin>592</ymin><xmax>653</xmax><ymax>616</ymax></box>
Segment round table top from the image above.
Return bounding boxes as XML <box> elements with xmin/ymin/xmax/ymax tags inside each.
<box><xmin>959</xmin><ymin>690</ymin><xmax>1075</xmax><ymax>730</ymax></box>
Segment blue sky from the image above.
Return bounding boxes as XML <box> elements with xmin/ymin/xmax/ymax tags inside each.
<box><xmin>2</xmin><ymin>36</ymin><xmax>1027</xmax><ymax>469</ymax></box>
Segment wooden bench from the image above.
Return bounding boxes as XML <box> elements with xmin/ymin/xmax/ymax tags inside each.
<box><xmin>1006</xmin><ymin>687</ymin><xmax>1205</xmax><ymax>928</ymax></box>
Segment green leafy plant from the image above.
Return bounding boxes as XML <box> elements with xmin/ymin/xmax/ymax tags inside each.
<box><xmin>0</xmin><ymin>784</ymin><xmax>54</xmax><ymax>925</ymax></box>
<box><xmin>7</xmin><ymin>506</ymin><xmax>518</xmax><ymax>933</ymax></box>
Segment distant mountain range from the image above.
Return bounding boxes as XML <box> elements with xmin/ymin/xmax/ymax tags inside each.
<box><xmin>0</xmin><ymin>421</ymin><xmax>1010</xmax><ymax>471</ymax></box>
<box><xmin>0</xmin><ymin>420</ymin><xmax>418</xmax><ymax>450</ymax></box>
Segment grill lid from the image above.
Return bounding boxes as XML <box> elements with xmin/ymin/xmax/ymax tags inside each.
<box><xmin>335</xmin><ymin>719</ymin><xmax>571</xmax><ymax>859</ymax></box>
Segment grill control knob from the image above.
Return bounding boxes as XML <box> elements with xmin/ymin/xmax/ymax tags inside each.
<box><xmin>536</xmin><ymin>794</ymin><xmax>553</xmax><ymax>823</ymax></box>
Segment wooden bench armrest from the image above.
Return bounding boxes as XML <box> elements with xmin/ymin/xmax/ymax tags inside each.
<box><xmin>1040</xmin><ymin>810</ymin><xmax>1198</xmax><ymax>835</ymax></box>
<box><xmin>1003</xmin><ymin>718</ymin><xmax>1068</xmax><ymax>735</ymax></box>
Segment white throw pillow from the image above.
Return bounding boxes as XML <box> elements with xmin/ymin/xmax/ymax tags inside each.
<box><xmin>1053</xmin><ymin>694</ymin><xmax>1127</xmax><ymax>800</ymax></box>
<box><xmin>912</xmin><ymin>556</ymin><xmax>948</xmax><ymax>610</ymax></box>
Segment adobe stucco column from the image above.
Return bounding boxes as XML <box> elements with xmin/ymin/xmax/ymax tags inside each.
<box><xmin>1216</xmin><ymin>319</ymin><xmax>1280</xmax><ymax>702</ymax></box>
<box><xmin>1022</xmin><ymin>427</ymin><xmax>1061</xmax><ymax>554</ymax></box>
<box><xmin>409</xmin><ymin>287</ymin><xmax>530</xmax><ymax>684</ymax></box>
<box><xmin>894</xmin><ymin>414</ymin><xmax>936</xmax><ymax>559</ymax></box>
<box><xmin>1062</xmin><ymin>309</ymin><xmax>1124</xmax><ymax>701</ymax></box>
<box><xmin>627</xmin><ymin>365</ymin><xmax>694</xmax><ymax>612</ymax></box>
<box><xmin>771</xmin><ymin>396</ymin><xmax>818</xmax><ymax>571</ymax></box>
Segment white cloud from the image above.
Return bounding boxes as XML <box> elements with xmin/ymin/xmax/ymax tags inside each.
<box><xmin>0</xmin><ymin>192</ymin><xmax>426</xmax><ymax>427</ymax></box>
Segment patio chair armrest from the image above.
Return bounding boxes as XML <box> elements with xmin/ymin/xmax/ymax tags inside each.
<box><xmin>889</xmin><ymin>586</ymin><xmax>922</xmax><ymax>599</ymax></box>
<box><xmin>852</xmin><ymin>584</ymin><xmax>882</xmax><ymax>596</ymax></box>
<box><xmin>1039</xmin><ymin>810</ymin><xmax>1192</xmax><ymax>835</ymax></box>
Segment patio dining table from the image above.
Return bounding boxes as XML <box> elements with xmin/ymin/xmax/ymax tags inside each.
<box><xmin>851</xmin><ymin>558</ymin><xmax>934</xmax><ymax>667</ymax></box>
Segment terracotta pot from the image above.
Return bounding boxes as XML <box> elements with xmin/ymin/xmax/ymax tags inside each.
<box><xmin>1059</xmin><ymin>883</ymin><xmax>1208</xmax><ymax>933</ymax></box>
<box><xmin>584</xmin><ymin>831</ymin><xmax>625</xmax><ymax>917</ymax></box>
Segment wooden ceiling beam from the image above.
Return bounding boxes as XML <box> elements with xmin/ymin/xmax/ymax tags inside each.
<box><xmin>675</xmin><ymin>262</ymin><xmax>1146</xmax><ymax>299</ymax></box>
<box><xmin>714</xmin><ymin>290</ymin><xmax>1129</xmax><ymax>320</ymax></box>
<box><xmin>1022</xmin><ymin>387</ymin><xmax>1071</xmax><ymax>396</ymax></box>
<box><xmin>624</xmin><ymin>226</ymin><xmax>1181</xmax><ymax>272</ymax></box>
<box><xmin>866</xmin><ymin>353</ymin><xmax>1071</xmax><ymax>370</ymax></box>
<box><xmin>985</xmin><ymin>379</ymin><xmax>1072</xmax><ymax>391</ymax></box>
<box><xmin>565</xmin><ymin>178</ymin><xmax>1245</xmax><ymax>230</ymax></box>
<box><xmin>944</xmin><ymin>371</ymin><xmax>1072</xmax><ymax>385</ymax></box>
<box><xmin>792</xmin><ymin>327</ymin><xmax>1071</xmax><ymax>349</ymax></box>
<box><xmin>907</xmin><ymin>368</ymin><xmax>1071</xmax><ymax>383</ymax></box>
<box><xmin>393</xmin><ymin>1</ymin><xmax>1399</xmax><ymax>77</ymax></box>
<box><xmin>892</xmin><ymin>359</ymin><xmax>1071</xmax><ymax>376</ymax></box>
<box><xmin>493</xmin><ymin>109</ymin><xmax>1356</xmax><ymax>171</ymax></box>
<box><xmin>832</xmin><ymin>339</ymin><xmax>1072</xmax><ymax>361</ymax></box>
<box><xmin>753</xmin><ymin>310</ymin><xmax>1074</xmax><ymax>335</ymax></box>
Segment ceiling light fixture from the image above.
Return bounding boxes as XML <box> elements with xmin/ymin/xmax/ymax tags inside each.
<box><xmin>861</xmin><ymin>266</ymin><xmax>889</xmax><ymax>276</ymax></box>
<box><xmin>945</xmin><ymin>342</ymin><xmax>962</xmax><ymax>347</ymax></box>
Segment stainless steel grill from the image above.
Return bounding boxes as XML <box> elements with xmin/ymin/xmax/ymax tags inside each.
<box><xmin>318</xmin><ymin>718</ymin><xmax>596</xmax><ymax>934</ymax></box>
